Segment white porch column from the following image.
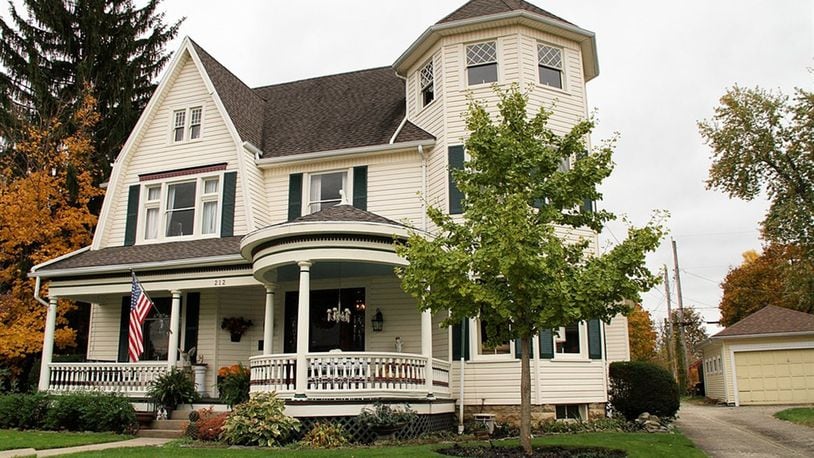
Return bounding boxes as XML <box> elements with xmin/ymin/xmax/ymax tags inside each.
<box><xmin>38</xmin><ymin>296</ymin><xmax>58</xmax><ymax>391</ymax></box>
<box><xmin>295</xmin><ymin>261</ymin><xmax>312</xmax><ymax>398</ymax></box>
<box><xmin>167</xmin><ymin>290</ymin><xmax>182</xmax><ymax>370</ymax></box>
<box><xmin>263</xmin><ymin>283</ymin><xmax>276</xmax><ymax>355</ymax></box>
<box><xmin>421</xmin><ymin>309</ymin><xmax>434</xmax><ymax>397</ymax></box>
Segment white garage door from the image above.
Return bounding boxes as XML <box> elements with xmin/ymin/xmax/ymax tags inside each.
<box><xmin>735</xmin><ymin>349</ymin><xmax>814</xmax><ymax>405</ymax></box>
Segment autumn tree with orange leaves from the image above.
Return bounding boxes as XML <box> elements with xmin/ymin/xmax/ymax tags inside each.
<box><xmin>0</xmin><ymin>91</ymin><xmax>103</xmax><ymax>380</ymax></box>
<box><xmin>627</xmin><ymin>303</ymin><xmax>657</xmax><ymax>361</ymax></box>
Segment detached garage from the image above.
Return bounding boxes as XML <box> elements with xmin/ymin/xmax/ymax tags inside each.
<box><xmin>700</xmin><ymin>306</ymin><xmax>814</xmax><ymax>406</ymax></box>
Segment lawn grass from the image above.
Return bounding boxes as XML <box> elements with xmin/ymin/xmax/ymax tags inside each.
<box><xmin>0</xmin><ymin>429</ymin><xmax>131</xmax><ymax>451</ymax></box>
<box><xmin>64</xmin><ymin>432</ymin><xmax>704</xmax><ymax>457</ymax></box>
<box><xmin>774</xmin><ymin>407</ymin><xmax>814</xmax><ymax>428</ymax></box>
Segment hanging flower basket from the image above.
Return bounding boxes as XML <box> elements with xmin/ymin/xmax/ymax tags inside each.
<box><xmin>221</xmin><ymin>317</ymin><xmax>252</xmax><ymax>342</ymax></box>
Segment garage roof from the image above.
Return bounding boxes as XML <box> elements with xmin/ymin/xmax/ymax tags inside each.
<box><xmin>713</xmin><ymin>306</ymin><xmax>814</xmax><ymax>337</ymax></box>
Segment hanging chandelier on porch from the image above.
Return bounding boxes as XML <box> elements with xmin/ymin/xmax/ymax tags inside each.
<box><xmin>328</xmin><ymin>262</ymin><xmax>352</xmax><ymax>323</ymax></box>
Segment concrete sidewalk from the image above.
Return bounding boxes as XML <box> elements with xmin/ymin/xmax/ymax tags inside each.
<box><xmin>0</xmin><ymin>437</ymin><xmax>170</xmax><ymax>457</ymax></box>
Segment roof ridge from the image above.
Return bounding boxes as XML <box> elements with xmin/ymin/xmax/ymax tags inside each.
<box><xmin>188</xmin><ymin>38</ymin><xmax>265</xmax><ymax>105</ymax></box>
<box><xmin>252</xmin><ymin>66</ymin><xmax>393</xmax><ymax>92</ymax></box>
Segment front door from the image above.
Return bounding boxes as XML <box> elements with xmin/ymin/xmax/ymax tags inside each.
<box><xmin>284</xmin><ymin>288</ymin><xmax>365</xmax><ymax>353</ymax></box>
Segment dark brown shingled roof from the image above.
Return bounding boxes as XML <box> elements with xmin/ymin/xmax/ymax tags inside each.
<box><xmin>713</xmin><ymin>306</ymin><xmax>814</xmax><ymax>337</ymax></box>
<box><xmin>37</xmin><ymin>237</ymin><xmax>244</xmax><ymax>272</ymax></box>
<box><xmin>437</xmin><ymin>0</ymin><xmax>573</xmax><ymax>26</ymax></box>
<box><xmin>253</xmin><ymin>67</ymin><xmax>433</xmax><ymax>158</ymax></box>
<box><xmin>190</xmin><ymin>40</ymin><xmax>265</xmax><ymax>147</ymax></box>
<box><xmin>292</xmin><ymin>205</ymin><xmax>405</xmax><ymax>227</ymax></box>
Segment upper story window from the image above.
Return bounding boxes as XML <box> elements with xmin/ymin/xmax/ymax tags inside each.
<box><xmin>141</xmin><ymin>174</ymin><xmax>221</xmax><ymax>242</ymax></box>
<box><xmin>308</xmin><ymin>170</ymin><xmax>347</xmax><ymax>213</ymax></box>
<box><xmin>537</xmin><ymin>44</ymin><xmax>563</xmax><ymax>89</ymax></box>
<box><xmin>172</xmin><ymin>106</ymin><xmax>203</xmax><ymax>143</ymax></box>
<box><xmin>420</xmin><ymin>60</ymin><xmax>435</xmax><ymax>107</ymax></box>
<box><xmin>466</xmin><ymin>41</ymin><xmax>498</xmax><ymax>86</ymax></box>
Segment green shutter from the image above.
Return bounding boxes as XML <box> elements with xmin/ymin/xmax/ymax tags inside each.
<box><xmin>353</xmin><ymin>166</ymin><xmax>368</xmax><ymax>210</ymax></box>
<box><xmin>448</xmin><ymin>146</ymin><xmax>465</xmax><ymax>214</ymax></box>
<box><xmin>220</xmin><ymin>172</ymin><xmax>237</xmax><ymax>237</ymax></box>
<box><xmin>539</xmin><ymin>329</ymin><xmax>554</xmax><ymax>359</ymax></box>
<box><xmin>117</xmin><ymin>296</ymin><xmax>130</xmax><ymax>362</ymax></box>
<box><xmin>288</xmin><ymin>173</ymin><xmax>303</xmax><ymax>220</ymax></box>
<box><xmin>123</xmin><ymin>184</ymin><xmax>140</xmax><ymax>246</ymax></box>
<box><xmin>183</xmin><ymin>293</ymin><xmax>200</xmax><ymax>353</ymax></box>
<box><xmin>514</xmin><ymin>337</ymin><xmax>535</xmax><ymax>359</ymax></box>
<box><xmin>452</xmin><ymin>320</ymin><xmax>470</xmax><ymax>361</ymax></box>
<box><xmin>588</xmin><ymin>319</ymin><xmax>602</xmax><ymax>359</ymax></box>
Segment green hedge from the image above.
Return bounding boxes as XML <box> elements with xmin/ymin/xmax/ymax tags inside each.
<box><xmin>608</xmin><ymin>361</ymin><xmax>680</xmax><ymax>421</ymax></box>
<box><xmin>0</xmin><ymin>392</ymin><xmax>136</xmax><ymax>433</ymax></box>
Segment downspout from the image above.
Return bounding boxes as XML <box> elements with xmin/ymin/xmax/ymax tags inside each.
<box><xmin>417</xmin><ymin>144</ymin><xmax>428</xmax><ymax>232</ymax></box>
<box><xmin>458</xmin><ymin>318</ymin><xmax>466</xmax><ymax>434</ymax></box>
<box><xmin>34</xmin><ymin>275</ymin><xmax>49</xmax><ymax>307</ymax></box>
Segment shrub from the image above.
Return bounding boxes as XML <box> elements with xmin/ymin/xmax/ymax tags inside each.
<box><xmin>609</xmin><ymin>361</ymin><xmax>680</xmax><ymax>420</ymax></box>
<box><xmin>536</xmin><ymin>417</ymin><xmax>631</xmax><ymax>434</ymax></box>
<box><xmin>0</xmin><ymin>392</ymin><xmax>50</xmax><ymax>429</ymax></box>
<box><xmin>222</xmin><ymin>392</ymin><xmax>300</xmax><ymax>446</ymax></box>
<box><xmin>301</xmin><ymin>422</ymin><xmax>349</xmax><ymax>448</ymax></box>
<box><xmin>45</xmin><ymin>392</ymin><xmax>137</xmax><ymax>433</ymax></box>
<box><xmin>357</xmin><ymin>402</ymin><xmax>417</xmax><ymax>429</ymax></box>
<box><xmin>148</xmin><ymin>368</ymin><xmax>200</xmax><ymax>410</ymax></box>
<box><xmin>187</xmin><ymin>407</ymin><xmax>229</xmax><ymax>442</ymax></box>
<box><xmin>217</xmin><ymin>364</ymin><xmax>250</xmax><ymax>407</ymax></box>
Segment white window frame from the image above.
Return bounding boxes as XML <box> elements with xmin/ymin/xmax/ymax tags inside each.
<box><xmin>170</xmin><ymin>105</ymin><xmax>205</xmax><ymax>143</ymax></box>
<box><xmin>536</xmin><ymin>42</ymin><xmax>566</xmax><ymax>91</ymax></box>
<box><xmin>303</xmin><ymin>168</ymin><xmax>352</xmax><ymax>215</ymax></box>
<box><xmin>419</xmin><ymin>59</ymin><xmax>435</xmax><ymax>108</ymax></box>
<box><xmin>555</xmin><ymin>404</ymin><xmax>586</xmax><ymax>421</ymax></box>
<box><xmin>552</xmin><ymin>322</ymin><xmax>588</xmax><ymax>360</ymax></box>
<box><xmin>137</xmin><ymin>172</ymin><xmax>223</xmax><ymax>244</ymax></box>
<box><xmin>465</xmin><ymin>40</ymin><xmax>499</xmax><ymax>87</ymax></box>
<box><xmin>473</xmin><ymin>317</ymin><xmax>513</xmax><ymax>360</ymax></box>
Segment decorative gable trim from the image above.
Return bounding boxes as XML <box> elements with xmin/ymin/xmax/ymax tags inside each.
<box><xmin>139</xmin><ymin>163</ymin><xmax>227</xmax><ymax>182</ymax></box>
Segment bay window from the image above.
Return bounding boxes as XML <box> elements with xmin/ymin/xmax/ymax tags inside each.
<box><xmin>537</xmin><ymin>43</ymin><xmax>563</xmax><ymax>89</ymax></box>
<box><xmin>466</xmin><ymin>40</ymin><xmax>498</xmax><ymax>85</ymax></box>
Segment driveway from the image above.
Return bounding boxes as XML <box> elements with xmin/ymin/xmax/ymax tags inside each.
<box><xmin>676</xmin><ymin>403</ymin><xmax>814</xmax><ymax>457</ymax></box>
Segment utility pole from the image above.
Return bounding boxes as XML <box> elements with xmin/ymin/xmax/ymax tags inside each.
<box><xmin>663</xmin><ymin>265</ymin><xmax>677</xmax><ymax>381</ymax></box>
<box><xmin>672</xmin><ymin>238</ymin><xmax>690</xmax><ymax>390</ymax></box>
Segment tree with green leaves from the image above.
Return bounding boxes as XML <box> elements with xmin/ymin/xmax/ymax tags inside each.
<box><xmin>699</xmin><ymin>84</ymin><xmax>814</xmax><ymax>254</ymax></box>
<box><xmin>396</xmin><ymin>86</ymin><xmax>663</xmax><ymax>455</ymax></box>
<box><xmin>0</xmin><ymin>0</ymin><xmax>182</xmax><ymax>182</ymax></box>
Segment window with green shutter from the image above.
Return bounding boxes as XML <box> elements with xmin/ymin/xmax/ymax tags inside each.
<box><xmin>587</xmin><ymin>319</ymin><xmax>602</xmax><ymax>359</ymax></box>
<box><xmin>448</xmin><ymin>146</ymin><xmax>465</xmax><ymax>214</ymax></box>
<box><xmin>452</xmin><ymin>320</ymin><xmax>470</xmax><ymax>361</ymax></box>
<box><xmin>538</xmin><ymin>329</ymin><xmax>554</xmax><ymax>359</ymax></box>
<box><xmin>353</xmin><ymin>166</ymin><xmax>367</xmax><ymax>210</ymax></box>
<box><xmin>287</xmin><ymin>173</ymin><xmax>303</xmax><ymax>220</ymax></box>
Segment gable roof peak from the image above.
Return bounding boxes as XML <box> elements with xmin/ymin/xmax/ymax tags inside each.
<box><xmin>437</xmin><ymin>0</ymin><xmax>574</xmax><ymax>26</ymax></box>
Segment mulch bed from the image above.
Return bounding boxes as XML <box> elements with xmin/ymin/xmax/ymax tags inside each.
<box><xmin>437</xmin><ymin>444</ymin><xmax>627</xmax><ymax>457</ymax></box>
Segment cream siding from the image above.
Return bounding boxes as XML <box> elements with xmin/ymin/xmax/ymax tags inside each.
<box><xmin>86</xmin><ymin>300</ymin><xmax>122</xmax><ymax>362</ymax></box>
<box><xmin>702</xmin><ymin>342</ymin><xmax>726</xmax><ymax>401</ymax></box>
<box><xmin>99</xmin><ymin>52</ymin><xmax>248</xmax><ymax>248</ymax></box>
<box><xmin>264</xmin><ymin>151</ymin><xmax>424</xmax><ymax>226</ymax></box>
<box><xmin>605</xmin><ymin>315</ymin><xmax>630</xmax><ymax>362</ymax></box>
<box><xmin>244</xmin><ymin>150</ymin><xmax>270</xmax><ymax>229</ymax></box>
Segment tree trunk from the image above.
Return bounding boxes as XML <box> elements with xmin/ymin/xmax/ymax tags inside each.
<box><xmin>520</xmin><ymin>335</ymin><xmax>532</xmax><ymax>455</ymax></box>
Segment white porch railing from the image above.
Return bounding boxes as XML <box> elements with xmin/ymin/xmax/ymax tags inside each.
<box><xmin>47</xmin><ymin>362</ymin><xmax>168</xmax><ymax>396</ymax></box>
<box><xmin>249</xmin><ymin>352</ymin><xmax>451</xmax><ymax>399</ymax></box>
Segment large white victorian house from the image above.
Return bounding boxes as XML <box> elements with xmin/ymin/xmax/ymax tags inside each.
<box><xmin>31</xmin><ymin>0</ymin><xmax>630</xmax><ymax>425</ymax></box>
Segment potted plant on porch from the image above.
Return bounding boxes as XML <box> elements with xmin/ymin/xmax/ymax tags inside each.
<box><xmin>221</xmin><ymin>317</ymin><xmax>253</xmax><ymax>342</ymax></box>
<box><xmin>358</xmin><ymin>402</ymin><xmax>417</xmax><ymax>441</ymax></box>
<box><xmin>147</xmin><ymin>368</ymin><xmax>200</xmax><ymax>416</ymax></box>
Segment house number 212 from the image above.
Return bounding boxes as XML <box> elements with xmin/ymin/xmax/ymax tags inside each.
<box><xmin>213</xmin><ymin>279</ymin><xmax>227</xmax><ymax>286</ymax></box>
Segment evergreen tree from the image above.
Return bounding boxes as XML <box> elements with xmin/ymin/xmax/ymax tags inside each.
<box><xmin>0</xmin><ymin>0</ymin><xmax>182</xmax><ymax>182</ymax></box>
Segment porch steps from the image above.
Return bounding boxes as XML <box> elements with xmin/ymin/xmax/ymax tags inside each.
<box><xmin>137</xmin><ymin>419</ymin><xmax>187</xmax><ymax>439</ymax></box>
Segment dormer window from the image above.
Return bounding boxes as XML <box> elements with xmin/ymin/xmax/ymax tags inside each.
<box><xmin>420</xmin><ymin>60</ymin><xmax>435</xmax><ymax>107</ymax></box>
<box><xmin>466</xmin><ymin>41</ymin><xmax>498</xmax><ymax>85</ymax></box>
<box><xmin>172</xmin><ymin>106</ymin><xmax>203</xmax><ymax>142</ymax></box>
<box><xmin>537</xmin><ymin>44</ymin><xmax>563</xmax><ymax>89</ymax></box>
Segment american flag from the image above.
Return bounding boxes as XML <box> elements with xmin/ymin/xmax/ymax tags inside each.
<box><xmin>129</xmin><ymin>272</ymin><xmax>154</xmax><ymax>362</ymax></box>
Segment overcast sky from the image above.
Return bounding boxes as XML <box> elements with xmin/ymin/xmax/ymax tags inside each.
<box><xmin>164</xmin><ymin>0</ymin><xmax>811</xmax><ymax>334</ymax></box>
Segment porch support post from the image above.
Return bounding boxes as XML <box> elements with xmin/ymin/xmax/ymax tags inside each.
<box><xmin>295</xmin><ymin>261</ymin><xmax>312</xmax><ymax>398</ymax></box>
<box><xmin>263</xmin><ymin>283</ymin><xmax>276</xmax><ymax>355</ymax></box>
<box><xmin>38</xmin><ymin>296</ymin><xmax>58</xmax><ymax>391</ymax></box>
<box><xmin>167</xmin><ymin>290</ymin><xmax>182</xmax><ymax>370</ymax></box>
<box><xmin>421</xmin><ymin>309</ymin><xmax>434</xmax><ymax>397</ymax></box>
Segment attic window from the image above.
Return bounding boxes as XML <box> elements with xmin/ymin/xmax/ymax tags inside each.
<box><xmin>466</xmin><ymin>41</ymin><xmax>497</xmax><ymax>85</ymax></box>
<box><xmin>537</xmin><ymin>44</ymin><xmax>563</xmax><ymax>89</ymax></box>
<box><xmin>420</xmin><ymin>60</ymin><xmax>435</xmax><ymax>107</ymax></box>
<box><xmin>172</xmin><ymin>106</ymin><xmax>203</xmax><ymax>142</ymax></box>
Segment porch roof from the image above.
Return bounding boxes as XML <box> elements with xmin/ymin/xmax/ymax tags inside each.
<box><xmin>32</xmin><ymin>236</ymin><xmax>244</xmax><ymax>276</ymax></box>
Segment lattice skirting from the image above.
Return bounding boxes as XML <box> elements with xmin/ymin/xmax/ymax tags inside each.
<box><xmin>296</xmin><ymin>412</ymin><xmax>456</xmax><ymax>443</ymax></box>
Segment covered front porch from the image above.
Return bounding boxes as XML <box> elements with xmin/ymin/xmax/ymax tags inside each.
<box><xmin>34</xmin><ymin>207</ymin><xmax>451</xmax><ymax>402</ymax></box>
